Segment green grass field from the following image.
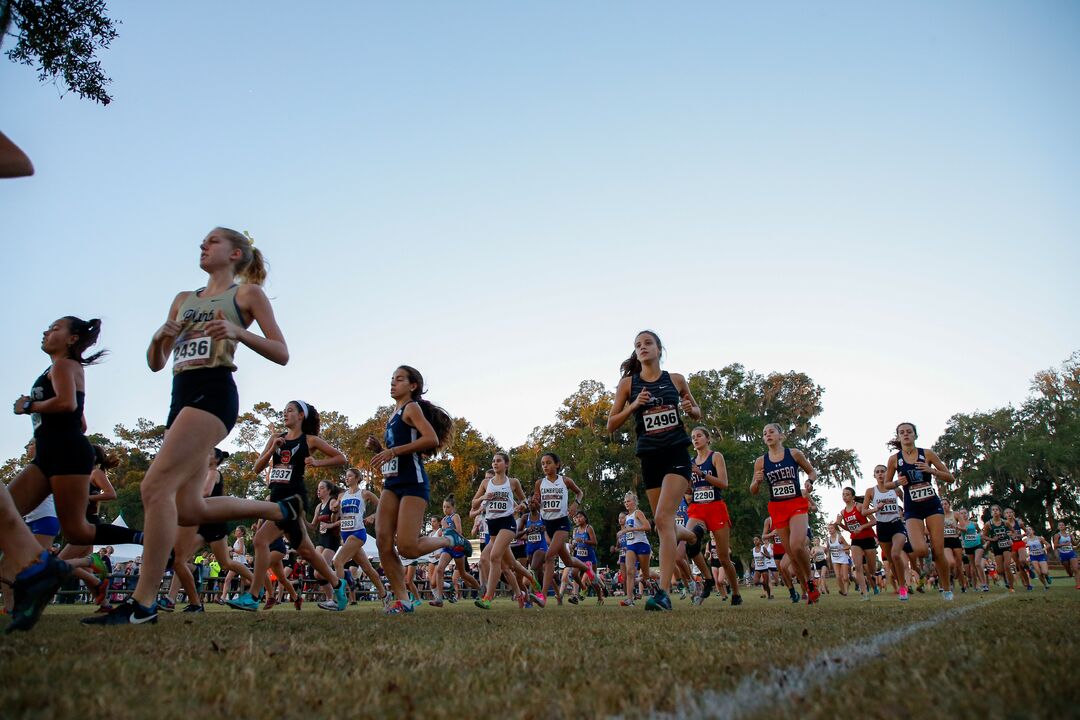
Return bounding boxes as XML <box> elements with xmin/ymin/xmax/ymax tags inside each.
<box><xmin>3</xmin><ymin>584</ymin><xmax>1079</xmax><ymax>720</ymax></box>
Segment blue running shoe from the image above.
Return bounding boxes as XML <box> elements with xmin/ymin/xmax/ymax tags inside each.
<box><xmin>7</xmin><ymin>554</ymin><xmax>72</xmax><ymax>633</ymax></box>
<box><xmin>334</xmin><ymin>580</ymin><xmax>348</xmax><ymax>611</ymax></box>
<box><xmin>225</xmin><ymin>592</ymin><xmax>260</xmax><ymax>612</ymax></box>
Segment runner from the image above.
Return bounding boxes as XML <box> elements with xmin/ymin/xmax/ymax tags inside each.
<box><xmin>1023</xmin><ymin>525</ymin><xmax>1050</xmax><ymax>590</ymax></box>
<box><xmin>606</xmin><ymin>330</ymin><xmax>703</xmax><ymax>611</ymax></box>
<box><xmin>959</xmin><ymin>509</ymin><xmax>987</xmax><ymax>592</ymax></box>
<box><xmin>686</xmin><ymin>426</ymin><xmax>741</xmax><ymax>606</ymax></box>
<box><xmin>428</xmin><ymin>495</ymin><xmax>481</xmax><ymax>607</ymax></box>
<box><xmin>885</xmin><ymin>422</ymin><xmax>956</xmax><ymax>601</ymax></box>
<box><xmin>838</xmin><ymin>486</ymin><xmax>878</xmax><ymax>600</ymax></box>
<box><xmin>1004</xmin><ymin>508</ymin><xmax>1033</xmax><ymax>591</ymax></box>
<box><xmin>828</xmin><ymin>524</ymin><xmax>852</xmax><ymax>595</ymax></box>
<box><xmin>751</xmin><ymin>423</ymin><xmax>819</xmax><ymax>604</ymax></box>
<box><xmin>570</xmin><ymin>511</ymin><xmax>604</xmax><ymax>605</ymax></box>
<box><xmin>332</xmin><ymin>467</ymin><xmax>388</xmax><ymax>608</ymax></box>
<box><xmin>810</xmin><ymin>539</ymin><xmax>830</xmax><ymax>595</ymax></box>
<box><xmin>617</xmin><ymin>492</ymin><xmax>653</xmax><ymax>607</ymax></box>
<box><xmin>368</xmin><ymin>366</ymin><xmax>468</xmax><ymax>615</ymax></box>
<box><xmin>983</xmin><ymin>505</ymin><xmax>1018</xmax><ymax>592</ymax></box>
<box><xmin>1052</xmin><ymin>522</ymin><xmax>1079</xmax><ymax>590</ymax></box>
<box><xmin>533</xmin><ymin>453</ymin><xmax>596</xmax><ymax>607</ymax></box>
<box><xmin>85</xmin><ymin>229</ymin><xmax>308</xmax><ymax>626</ymax></box>
<box><xmin>751</xmin><ymin>536</ymin><xmax>773</xmax><ymax>599</ymax></box>
<box><xmin>312</xmin><ymin>479</ymin><xmax>342</xmax><ymax>605</ymax></box>
<box><xmin>517</xmin><ymin>496</ymin><xmax>549</xmax><ymax>604</ymax></box>
<box><xmin>471</xmin><ymin>452</ymin><xmax>528</xmax><ymax>609</ymax></box>
<box><xmin>941</xmin><ymin>499</ymin><xmax>967</xmax><ymax>593</ymax></box>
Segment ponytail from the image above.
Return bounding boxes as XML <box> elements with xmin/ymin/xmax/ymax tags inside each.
<box><xmin>63</xmin><ymin>316</ymin><xmax>107</xmax><ymax>366</ymax></box>
<box><xmin>290</xmin><ymin>400</ymin><xmax>321</xmax><ymax>436</ymax></box>
<box><xmin>397</xmin><ymin>365</ymin><xmax>454</xmax><ymax>453</ymax></box>
<box><xmin>216</xmin><ymin>227</ymin><xmax>268</xmax><ymax>286</ymax></box>
<box><xmin>92</xmin><ymin>444</ymin><xmax>119</xmax><ymax>470</ymax></box>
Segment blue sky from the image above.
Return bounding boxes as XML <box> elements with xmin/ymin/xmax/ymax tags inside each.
<box><xmin>2</xmin><ymin>2</ymin><xmax>1078</xmax><ymax>520</ymax></box>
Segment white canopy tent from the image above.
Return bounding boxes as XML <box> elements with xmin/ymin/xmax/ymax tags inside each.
<box><xmin>93</xmin><ymin>515</ymin><xmax>141</xmax><ymax>564</ymax></box>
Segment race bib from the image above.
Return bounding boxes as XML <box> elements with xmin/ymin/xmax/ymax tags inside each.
<box><xmin>172</xmin><ymin>332</ymin><xmax>212</xmax><ymax>369</ymax></box>
<box><xmin>771</xmin><ymin>480</ymin><xmax>797</xmax><ymax>499</ymax></box>
<box><xmin>944</xmin><ymin>525</ymin><xmax>959</xmax><ymax>538</ymax></box>
<box><xmin>909</xmin><ymin>483</ymin><xmax>935</xmax><ymax>502</ymax></box>
<box><xmin>880</xmin><ymin>501</ymin><xmax>898</xmax><ymax>515</ymax></box>
<box><xmin>625</xmin><ymin>531</ymin><xmax>637</xmax><ymax>545</ymax></box>
<box><xmin>268</xmin><ymin>466</ymin><xmax>293</xmax><ymax>484</ymax></box>
<box><xmin>693</xmin><ymin>486</ymin><xmax>715</xmax><ymax>503</ymax></box>
<box><xmin>642</xmin><ymin>405</ymin><xmax>679</xmax><ymax>435</ymax></box>
<box><xmin>542</xmin><ymin>498</ymin><xmax>561</xmax><ymax>511</ymax></box>
<box><xmin>341</xmin><ymin>516</ymin><xmax>357</xmax><ymax>531</ymax></box>
<box><xmin>31</xmin><ymin>413</ymin><xmax>42</xmax><ymax>431</ymax></box>
<box><xmin>488</xmin><ymin>500</ymin><xmax>509</xmax><ymax>513</ymax></box>
<box><xmin>575</xmin><ymin>546</ymin><xmax>589</xmax><ymax>558</ymax></box>
<box><xmin>527</xmin><ymin>531</ymin><xmax>542</xmax><ymax>544</ymax></box>
<box><xmin>380</xmin><ymin>457</ymin><xmax>399</xmax><ymax>478</ymax></box>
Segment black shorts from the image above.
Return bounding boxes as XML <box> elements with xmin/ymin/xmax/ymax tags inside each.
<box><xmin>167</xmin><ymin>367</ymin><xmax>239</xmax><ymax>433</ymax></box>
<box><xmin>710</xmin><ymin>558</ymin><xmax>721</xmax><ymax>569</ymax></box>
<box><xmin>199</xmin><ymin>524</ymin><xmax>228</xmax><ymax>543</ymax></box>
<box><xmin>638</xmin><ymin>445</ymin><xmax>692</xmax><ymax>491</ymax></box>
<box><xmin>774</xmin><ymin>552</ymin><xmax>785</xmax><ymax>564</ymax></box>
<box><xmin>317</xmin><ymin>533</ymin><xmax>341</xmax><ymax>552</ymax></box>
<box><xmin>944</xmin><ymin>537</ymin><xmax>962</xmax><ymax>550</ymax></box>
<box><xmin>486</xmin><ymin>514</ymin><xmax>517</xmax><ymax>539</ymax></box>
<box><xmin>543</xmin><ymin>516</ymin><xmax>572</xmax><ymax>537</ymax></box>
<box><xmin>32</xmin><ymin>432</ymin><xmax>95</xmax><ymax>478</ymax></box>
<box><xmin>814</xmin><ymin>560</ymin><xmax>828</xmax><ymax>570</ymax></box>
<box><xmin>852</xmin><ymin>536</ymin><xmax>878</xmax><ymax>551</ymax></box>
<box><xmin>964</xmin><ymin>546</ymin><xmax>978</xmax><ymax>557</ymax></box>
<box><xmin>269</xmin><ymin>538</ymin><xmax>288</xmax><ymax>555</ymax></box>
<box><xmin>994</xmin><ymin>543</ymin><xmax>1011</xmax><ymax>556</ymax></box>
<box><xmin>511</xmin><ymin>543</ymin><xmax>526</xmax><ymax>560</ymax></box>
<box><xmin>876</xmin><ymin>519</ymin><xmax>907</xmax><ymax>543</ymax></box>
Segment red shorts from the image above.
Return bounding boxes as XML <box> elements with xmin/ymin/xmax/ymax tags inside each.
<box><xmin>768</xmin><ymin>497</ymin><xmax>809</xmax><ymax>531</ymax></box>
<box><xmin>687</xmin><ymin>500</ymin><xmax>730</xmax><ymax>532</ymax></box>
<box><xmin>1011</xmin><ymin>540</ymin><xmax>1026</xmax><ymax>553</ymax></box>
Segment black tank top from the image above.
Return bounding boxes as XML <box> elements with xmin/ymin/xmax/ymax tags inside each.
<box><xmin>29</xmin><ymin>367</ymin><xmax>85</xmax><ymax>438</ymax></box>
<box><xmin>630</xmin><ymin>371</ymin><xmax>690</xmax><ymax>455</ymax></box>
<box><xmin>268</xmin><ymin>433</ymin><xmax>309</xmax><ymax>503</ymax></box>
<box><xmin>209</xmin><ymin>470</ymin><xmax>224</xmax><ymax>498</ymax></box>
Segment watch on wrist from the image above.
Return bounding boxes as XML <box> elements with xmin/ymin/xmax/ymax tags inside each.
<box><xmin>22</xmin><ymin>399</ymin><xmax>33</xmax><ymax>413</ymax></box>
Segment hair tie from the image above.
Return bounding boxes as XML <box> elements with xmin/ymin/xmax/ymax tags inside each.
<box><xmin>294</xmin><ymin>400</ymin><xmax>309</xmax><ymax>418</ymax></box>
<box><xmin>243</xmin><ymin>230</ymin><xmax>255</xmax><ymax>246</ymax></box>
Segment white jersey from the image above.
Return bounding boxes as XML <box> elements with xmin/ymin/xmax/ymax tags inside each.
<box><xmin>485</xmin><ymin>477</ymin><xmax>515</xmax><ymax>520</ymax></box>
<box><xmin>764</xmin><ymin>546</ymin><xmax>777</xmax><ymax>570</ymax></box>
<box><xmin>830</xmin><ymin>539</ymin><xmax>849</xmax><ymax>564</ymax></box>
<box><xmin>23</xmin><ymin>494</ymin><xmax>56</xmax><ymax>524</ymax></box>
<box><xmin>1026</xmin><ymin>536</ymin><xmax>1046</xmax><ymax>557</ymax></box>
<box><xmin>752</xmin><ymin>547</ymin><xmax>768</xmax><ymax>571</ymax></box>
<box><xmin>539</xmin><ymin>475</ymin><xmax>569</xmax><ymax>520</ymax></box>
<box><xmin>339</xmin><ymin>488</ymin><xmax>365</xmax><ymax>533</ymax></box>
<box><xmin>624</xmin><ymin>513</ymin><xmax>650</xmax><ymax>548</ymax></box>
<box><xmin>231</xmin><ymin>537</ymin><xmax>246</xmax><ymax>563</ymax></box>
<box><xmin>871</xmin><ymin>486</ymin><xmax>901</xmax><ymax>523</ymax></box>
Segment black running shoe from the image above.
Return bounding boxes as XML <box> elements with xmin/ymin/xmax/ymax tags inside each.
<box><xmin>731</xmin><ymin>594</ymin><xmax>743</xmax><ymax>606</ymax></box>
<box><xmin>686</xmin><ymin>525</ymin><xmax>706</xmax><ymax>559</ymax></box>
<box><xmin>81</xmin><ymin>598</ymin><xmax>158</xmax><ymax>626</ymax></box>
<box><xmin>701</xmin><ymin>578</ymin><xmax>715</xmax><ymax>600</ymax></box>
<box><xmin>181</xmin><ymin>604</ymin><xmax>205</xmax><ymax>613</ymax></box>
<box><xmin>6</xmin><ymin>555</ymin><xmax>72</xmax><ymax>633</ymax></box>
<box><xmin>276</xmin><ymin>494</ymin><xmax>308</xmax><ymax>548</ymax></box>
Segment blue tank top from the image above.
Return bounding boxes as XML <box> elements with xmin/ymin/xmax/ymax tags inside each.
<box><xmin>691</xmin><ymin>452</ymin><xmax>721</xmax><ymax>504</ymax></box>
<box><xmin>676</xmin><ymin>498</ymin><xmax>689</xmax><ymax>525</ymax></box>
<box><xmin>525</xmin><ymin>515</ymin><xmax>548</xmax><ymax>550</ymax></box>
<box><xmin>630</xmin><ymin>371</ymin><xmax>690</xmax><ymax>455</ymax></box>
<box><xmin>761</xmin><ymin>447</ymin><xmax>802</xmax><ymax>502</ymax></box>
<box><xmin>381</xmin><ymin>402</ymin><xmax>428</xmax><ymax>487</ymax></box>
<box><xmin>895</xmin><ymin>448</ymin><xmax>937</xmax><ymax>506</ymax></box>
<box><xmin>573</xmin><ymin>527</ymin><xmax>596</xmax><ymax>562</ymax></box>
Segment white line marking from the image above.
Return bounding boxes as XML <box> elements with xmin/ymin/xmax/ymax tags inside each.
<box><xmin>627</xmin><ymin>596</ymin><xmax>1007</xmax><ymax>720</ymax></box>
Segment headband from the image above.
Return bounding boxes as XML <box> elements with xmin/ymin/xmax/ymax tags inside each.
<box><xmin>293</xmin><ymin>400</ymin><xmax>309</xmax><ymax>418</ymax></box>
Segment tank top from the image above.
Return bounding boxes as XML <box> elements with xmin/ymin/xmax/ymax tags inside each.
<box><xmin>829</xmin><ymin>538</ymin><xmax>847</xmax><ymax>562</ymax></box>
<box><xmin>485</xmin><ymin>477</ymin><xmax>515</xmax><ymax>520</ymax></box>
<box><xmin>630</xmin><ymin>371</ymin><xmax>690</xmax><ymax>455</ymax></box>
<box><xmin>172</xmin><ymin>285</ymin><xmax>245</xmax><ymax>374</ymax></box>
<box><xmin>539</xmin><ymin>475</ymin><xmax>569</xmax><ymax>520</ymax></box>
<box><xmin>317</xmin><ymin>500</ymin><xmax>337</xmax><ymax>538</ymax></box>
<box><xmin>761</xmin><ymin>447</ymin><xmax>802</xmax><ymax>502</ymax></box>
<box><xmin>573</xmin><ymin>527</ymin><xmax>594</xmax><ymax>560</ymax></box>
<box><xmin>381</xmin><ymin>402</ymin><xmax>428</xmax><ymax>486</ymax></box>
<box><xmin>625</xmin><ymin>513</ymin><xmax>648</xmax><ymax>547</ymax></box>
<box><xmin>1026</xmin><ymin>536</ymin><xmax>1046</xmax><ymax>557</ymax></box>
<box><xmin>476</xmin><ymin>515</ymin><xmax>489</xmax><ymax>544</ymax></box>
<box><xmin>812</xmin><ymin>546</ymin><xmax>826</xmax><ymax>563</ymax></box>
<box><xmin>267</xmin><ymin>433</ymin><xmax>309</xmax><ymax>503</ymax></box>
<box><xmin>24</xmin><ymin>495</ymin><xmax>57</xmax><ymax>523</ymax></box>
<box><xmin>691</xmin><ymin>452</ymin><xmax>722</xmax><ymax>504</ymax></box>
<box><xmin>1058</xmin><ymin>532</ymin><xmax>1073</xmax><ymax>553</ymax></box>
<box><xmin>943</xmin><ymin>514</ymin><xmax>959</xmax><ymax>539</ymax></box>
<box><xmin>771</xmin><ymin>530</ymin><xmax>784</xmax><ymax>555</ymax></box>
<box><xmin>987</xmin><ymin>519</ymin><xmax>1011</xmax><ymax>548</ymax></box>
<box><xmin>895</xmin><ymin>448</ymin><xmax>938</xmax><ymax>505</ymax></box>
<box><xmin>339</xmin><ymin>489</ymin><xmax>365</xmax><ymax>533</ymax></box>
<box><xmin>1009</xmin><ymin>520</ymin><xmax>1023</xmax><ymax>542</ymax></box>
<box><xmin>676</xmin><ymin>499</ymin><xmax>689</xmax><ymax>527</ymax></box>
<box><xmin>29</xmin><ymin>367</ymin><xmax>85</xmax><ymax>438</ymax></box>
<box><xmin>752</xmin><ymin>547</ymin><xmax>767</xmax><ymax>571</ymax></box>
<box><xmin>870</xmin><ymin>486</ymin><xmax>899</xmax><ymax>523</ymax></box>
<box><xmin>525</xmin><ymin>514</ymin><xmax>547</xmax><ymax>547</ymax></box>
<box><xmin>842</xmin><ymin>506</ymin><xmax>875</xmax><ymax>539</ymax></box>
<box><xmin>231</xmin><ymin>537</ymin><xmax>245</xmax><ymax>562</ymax></box>
<box><xmin>208</xmin><ymin>470</ymin><xmax>224</xmax><ymax>499</ymax></box>
<box><xmin>962</xmin><ymin>522</ymin><xmax>982</xmax><ymax>548</ymax></box>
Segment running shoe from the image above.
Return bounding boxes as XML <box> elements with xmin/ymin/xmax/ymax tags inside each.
<box><xmin>382</xmin><ymin>594</ymin><xmax>393</xmax><ymax>609</ymax></box>
<box><xmin>317</xmin><ymin>599</ymin><xmax>339</xmax><ymax>611</ymax></box>
<box><xmin>384</xmin><ymin>600</ymin><xmax>413</xmax><ymax>615</ymax></box>
<box><xmin>533</xmin><ymin>592</ymin><xmax>546</xmax><ymax>608</ymax></box>
<box><xmin>447</xmin><ymin>594</ymin><xmax>458</xmax><ymax>604</ymax></box>
<box><xmin>807</xmin><ymin>583</ymin><xmax>820</xmax><ymax>604</ymax></box>
<box><xmin>6</xmin><ymin>554</ymin><xmax>72</xmax><ymax>633</ymax></box>
<box><xmin>899</xmin><ymin>586</ymin><xmax>909</xmax><ymax>601</ymax></box>
<box><xmin>294</xmin><ymin>596</ymin><xmax>303</xmax><ymax>611</ymax></box>
<box><xmin>1026</xmin><ymin>585</ymin><xmax>1033</xmax><ymax>592</ymax></box>
<box><xmin>619</xmin><ymin>599</ymin><xmax>635</xmax><ymax>607</ymax></box>
<box><xmin>516</xmin><ymin>592</ymin><xmax>526</xmax><ymax>609</ymax></box>
<box><xmin>81</xmin><ymin>598</ymin><xmax>158</xmax><ymax>626</ymax></box>
<box><xmin>1046</xmin><ymin>575</ymin><xmax>1052</xmax><ymax>585</ymax></box>
<box><xmin>276</xmin><ymin>494</ymin><xmax>308</xmax><ymax>548</ymax></box>
<box><xmin>225</xmin><ymin>592</ymin><xmax>260</xmax><ymax>612</ymax></box>
<box><xmin>334</xmin><ymin>580</ymin><xmax>348</xmax><ymax>611</ymax></box>
<box><xmin>567</xmin><ymin>595</ymin><xmax>579</xmax><ymax>605</ymax></box>
<box><xmin>860</xmin><ymin>593</ymin><xmax>871</xmax><ymax>602</ymax></box>
<box><xmin>409</xmin><ymin>595</ymin><xmax>422</xmax><ymax>610</ymax></box>
<box><xmin>691</xmin><ymin>594</ymin><xmax>704</xmax><ymax>606</ymax></box>
<box><xmin>942</xmin><ymin>590</ymin><xmax>954</xmax><ymax>601</ymax></box>
<box><xmin>181</xmin><ymin>603</ymin><xmax>205</xmax><ymax>613</ymax></box>
<box><xmin>789</xmin><ymin>589</ymin><xmax>800</xmax><ymax>604</ymax></box>
<box><xmin>156</xmin><ymin>597</ymin><xmax>176</xmax><ymax>612</ymax></box>
<box><xmin>443</xmin><ymin>527</ymin><xmax>470</xmax><ymax>556</ymax></box>
<box><xmin>474</xmin><ymin>598</ymin><xmax>492</xmax><ymax>610</ymax></box>
<box><xmin>428</xmin><ymin>599</ymin><xmax>444</xmax><ymax>608</ymax></box>
<box><xmin>93</xmin><ymin>578</ymin><xmax>110</xmax><ymax>607</ymax></box>
<box><xmin>679</xmin><ymin>587</ymin><xmax>687</xmax><ymax>600</ymax></box>
<box><xmin>730</xmin><ymin>594</ymin><xmax>743</xmax><ymax>606</ymax></box>
<box><xmin>701</xmin><ymin>579</ymin><xmax>715</xmax><ymax>601</ymax></box>
<box><xmin>264</xmin><ymin>597</ymin><xmax>278</xmax><ymax>610</ymax></box>
<box><xmin>645</xmin><ymin>589</ymin><xmax>672</xmax><ymax>612</ymax></box>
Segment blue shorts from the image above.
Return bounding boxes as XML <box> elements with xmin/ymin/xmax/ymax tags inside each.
<box><xmin>1029</xmin><ymin>553</ymin><xmax>1047</xmax><ymax>563</ymax></box>
<box><xmin>1059</xmin><ymin>550</ymin><xmax>1077</xmax><ymax>562</ymax></box>
<box><xmin>626</xmin><ymin>542</ymin><xmax>651</xmax><ymax>556</ymax></box>
<box><xmin>342</xmin><ymin>529</ymin><xmax>367</xmax><ymax>543</ymax></box>
<box><xmin>442</xmin><ymin>545</ymin><xmax>465</xmax><ymax>559</ymax></box>
<box><xmin>384</xmin><ymin>479</ymin><xmax>430</xmax><ymax>503</ymax></box>
<box><xmin>525</xmin><ymin>542</ymin><xmax>548</xmax><ymax>557</ymax></box>
<box><xmin>904</xmin><ymin>497</ymin><xmax>944</xmax><ymax>521</ymax></box>
<box><xmin>574</xmin><ymin>549</ymin><xmax>597</xmax><ymax>566</ymax></box>
<box><xmin>27</xmin><ymin>516</ymin><xmax>60</xmax><ymax>537</ymax></box>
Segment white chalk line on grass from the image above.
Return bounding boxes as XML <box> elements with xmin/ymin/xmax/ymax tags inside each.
<box><xmin>623</xmin><ymin>595</ymin><xmax>1007</xmax><ymax>720</ymax></box>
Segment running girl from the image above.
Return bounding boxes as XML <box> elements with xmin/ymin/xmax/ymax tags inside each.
<box><xmin>533</xmin><ymin>452</ymin><xmax>595</xmax><ymax>607</ymax></box>
<box><xmin>570</xmin><ymin>511</ymin><xmax>603</xmax><ymax>605</ymax></box>
<box><xmin>959</xmin><ymin>509</ymin><xmax>987</xmax><ymax>592</ymax></box>
<box><xmin>332</xmin><ymin>467</ymin><xmax>388</xmax><ymax>607</ymax></box>
<box><xmin>471</xmin><ymin>452</ymin><xmax>528</xmax><ymax>609</ymax></box>
<box><xmin>517</xmin><ymin>496</ymin><xmax>549</xmax><ymax>603</ymax></box>
<box><xmin>884</xmin><ymin>422</ymin><xmax>956</xmax><ymax>601</ymax></box>
<box><xmin>606</xmin><ymin>330</ymin><xmax>702</xmax><ymax>611</ymax></box>
<box><xmin>941</xmin><ymin>499</ymin><xmax>967</xmax><ymax>593</ymax></box>
<box><xmin>751</xmin><ymin>424</ymin><xmax>819</xmax><ymax>603</ymax></box>
<box><xmin>1023</xmin><ymin>525</ymin><xmax>1050</xmax><ymax>590</ymax></box>
<box><xmin>828</xmin><ymin>524</ymin><xmax>852</xmax><ymax>595</ymax></box>
<box><xmin>983</xmin><ymin>505</ymin><xmax>1018</xmax><ymax>592</ymax></box>
<box><xmin>686</xmin><ymin>426</ymin><xmax>741</xmax><ymax>606</ymax></box>
<box><xmin>1052</xmin><ymin>522</ymin><xmax>1079</xmax><ymax>590</ymax></box>
<box><xmin>428</xmin><ymin>495</ymin><xmax>481</xmax><ymax>607</ymax></box>
<box><xmin>86</xmin><ymin>229</ymin><xmax>307</xmax><ymax>626</ymax></box>
<box><xmin>839</xmin><ymin>486</ymin><xmax>878</xmax><ymax>600</ymax></box>
<box><xmin>617</xmin><ymin>492</ymin><xmax>652</xmax><ymax>607</ymax></box>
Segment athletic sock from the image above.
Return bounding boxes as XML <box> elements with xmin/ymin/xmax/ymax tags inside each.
<box><xmin>15</xmin><ymin>550</ymin><xmax>51</xmax><ymax>580</ymax></box>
